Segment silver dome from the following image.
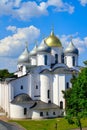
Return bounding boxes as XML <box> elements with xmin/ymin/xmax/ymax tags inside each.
<box><xmin>37</xmin><ymin>40</ymin><xmax>51</xmax><ymax>53</ymax></box>
<box><xmin>18</xmin><ymin>47</ymin><xmax>30</xmax><ymax>64</ymax></box>
<box><xmin>29</xmin><ymin>46</ymin><xmax>37</xmax><ymax>56</ymax></box>
<box><xmin>64</xmin><ymin>41</ymin><xmax>78</xmax><ymax>55</ymax></box>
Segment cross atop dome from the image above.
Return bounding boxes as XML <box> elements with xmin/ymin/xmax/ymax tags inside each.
<box><xmin>25</xmin><ymin>41</ymin><xmax>28</xmax><ymax>49</ymax></box>
<box><xmin>51</xmin><ymin>24</ymin><xmax>54</xmax><ymax>35</ymax></box>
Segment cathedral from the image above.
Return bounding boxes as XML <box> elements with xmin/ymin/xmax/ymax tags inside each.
<box><xmin>0</xmin><ymin>30</ymin><xmax>79</xmax><ymax>119</ymax></box>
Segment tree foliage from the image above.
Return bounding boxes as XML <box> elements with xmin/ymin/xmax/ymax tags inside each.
<box><xmin>0</xmin><ymin>69</ymin><xmax>14</xmax><ymax>79</ymax></box>
<box><xmin>63</xmin><ymin>67</ymin><xmax>87</xmax><ymax>130</ymax></box>
<box><xmin>83</xmin><ymin>60</ymin><xmax>87</xmax><ymax>66</ymax></box>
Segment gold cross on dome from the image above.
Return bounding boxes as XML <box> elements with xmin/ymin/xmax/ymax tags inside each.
<box><xmin>70</xmin><ymin>35</ymin><xmax>73</xmax><ymax>42</ymax></box>
<box><xmin>35</xmin><ymin>40</ymin><xmax>38</xmax><ymax>48</ymax></box>
<box><xmin>51</xmin><ymin>24</ymin><xmax>54</xmax><ymax>32</ymax></box>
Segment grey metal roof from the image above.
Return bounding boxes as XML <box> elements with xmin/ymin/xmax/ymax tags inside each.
<box><xmin>11</xmin><ymin>93</ymin><xmax>32</xmax><ymax>104</ymax></box>
<box><xmin>17</xmin><ymin>47</ymin><xmax>30</xmax><ymax>64</ymax></box>
<box><xmin>30</xmin><ymin>101</ymin><xmax>60</xmax><ymax>110</ymax></box>
<box><xmin>40</xmin><ymin>66</ymin><xmax>73</xmax><ymax>74</ymax></box>
<box><xmin>52</xmin><ymin>67</ymin><xmax>72</xmax><ymax>74</ymax></box>
<box><xmin>11</xmin><ymin>96</ymin><xmax>59</xmax><ymax>110</ymax></box>
<box><xmin>40</xmin><ymin>69</ymin><xmax>51</xmax><ymax>74</ymax></box>
<box><xmin>64</xmin><ymin>41</ymin><xmax>79</xmax><ymax>55</ymax></box>
<box><xmin>37</xmin><ymin>40</ymin><xmax>51</xmax><ymax>53</ymax></box>
<box><xmin>29</xmin><ymin>46</ymin><xmax>37</xmax><ymax>56</ymax></box>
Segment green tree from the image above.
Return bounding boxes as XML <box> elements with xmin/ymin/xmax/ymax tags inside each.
<box><xmin>83</xmin><ymin>60</ymin><xmax>87</xmax><ymax>66</ymax></box>
<box><xmin>0</xmin><ymin>69</ymin><xmax>14</xmax><ymax>79</ymax></box>
<box><xmin>63</xmin><ymin>67</ymin><xmax>87</xmax><ymax>130</ymax></box>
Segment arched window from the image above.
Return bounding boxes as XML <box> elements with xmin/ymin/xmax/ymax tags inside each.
<box><xmin>20</xmin><ymin>85</ymin><xmax>23</xmax><ymax>90</ymax></box>
<box><xmin>46</xmin><ymin>112</ymin><xmax>49</xmax><ymax>116</ymax></box>
<box><xmin>48</xmin><ymin>100</ymin><xmax>51</xmax><ymax>103</ymax></box>
<box><xmin>60</xmin><ymin>101</ymin><xmax>63</xmax><ymax>109</ymax></box>
<box><xmin>40</xmin><ymin>112</ymin><xmax>43</xmax><ymax>116</ymax></box>
<box><xmin>24</xmin><ymin>108</ymin><xmax>27</xmax><ymax>115</ymax></box>
<box><xmin>61</xmin><ymin>53</ymin><xmax>64</xmax><ymax>63</ymax></box>
<box><xmin>53</xmin><ymin>112</ymin><xmax>56</xmax><ymax>115</ymax></box>
<box><xmin>47</xmin><ymin>90</ymin><xmax>50</xmax><ymax>99</ymax></box>
<box><xmin>66</xmin><ymin>82</ymin><xmax>69</xmax><ymax>89</ymax></box>
<box><xmin>55</xmin><ymin>54</ymin><xmax>58</xmax><ymax>64</ymax></box>
<box><xmin>36</xmin><ymin>85</ymin><xmax>38</xmax><ymax>89</ymax></box>
<box><xmin>44</xmin><ymin>55</ymin><xmax>47</xmax><ymax>65</ymax></box>
<box><xmin>73</xmin><ymin>56</ymin><xmax>75</xmax><ymax>66</ymax></box>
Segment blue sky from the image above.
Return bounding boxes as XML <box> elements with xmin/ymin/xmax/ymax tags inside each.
<box><xmin>0</xmin><ymin>0</ymin><xmax>87</xmax><ymax>72</ymax></box>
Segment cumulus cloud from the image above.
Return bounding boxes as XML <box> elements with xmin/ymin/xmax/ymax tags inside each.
<box><xmin>13</xmin><ymin>1</ymin><xmax>48</xmax><ymax>20</ymax></box>
<box><xmin>0</xmin><ymin>25</ymin><xmax>40</xmax><ymax>72</ymax></box>
<box><xmin>59</xmin><ymin>33</ymin><xmax>87</xmax><ymax>54</ymax></box>
<box><xmin>0</xmin><ymin>0</ymin><xmax>74</xmax><ymax>20</ymax></box>
<box><xmin>6</xmin><ymin>26</ymin><xmax>17</xmax><ymax>33</ymax></box>
<box><xmin>0</xmin><ymin>25</ymin><xmax>40</xmax><ymax>57</ymax></box>
<box><xmin>79</xmin><ymin>0</ymin><xmax>87</xmax><ymax>6</ymax></box>
<box><xmin>47</xmin><ymin>0</ymin><xmax>74</xmax><ymax>14</ymax></box>
<box><xmin>0</xmin><ymin>1</ymin><xmax>48</xmax><ymax>20</ymax></box>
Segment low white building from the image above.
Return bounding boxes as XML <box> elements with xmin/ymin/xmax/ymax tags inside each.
<box><xmin>0</xmin><ymin>30</ymin><xmax>79</xmax><ymax>119</ymax></box>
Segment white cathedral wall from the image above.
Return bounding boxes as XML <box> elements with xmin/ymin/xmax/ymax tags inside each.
<box><xmin>10</xmin><ymin>75</ymin><xmax>31</xmax><ymax>99</ymax></box>
<box><xmin>65</xmin><ymin>56</ymin><xmax>73</xmax><ymax>67</ymax></box>
<box><xmin>10</xmin><ymin>104</ymin><xmax>28</xmax><ymax>119</ymax></box>
<box><xmin>0</xmin><ymin>83</ymin><xmax>5</xmax><ymax>109</ymax></box>
<box><xmin>22</xmin><ymin>66</ymin><xmax>27</xmax><ymax>75</ymax></box>
<box><xmin>53</xmin><ymin>75</ymin><xmax>59</xmax><ymax>105</ymax></box>
<box><xmin>10</xmin><ymin>105</ymin><xmax>41</xmax><ymax>119</ymax></box>
<box><xmin>8</xmin><ymin>84</ymin><xmax>14</xmax><ymax>102</ymax></box>
<box><xmin>65</xmin><ymin>54</ymin><xmax>78</xmax><ymax>68</ymax></box>
<box><xmin>0</xmin><ymin>83</ymin><xmax>2</xmax><ymax>107</ymax></box>
<box><xmin>29</xmin><ymin>74</ymin><xmax>40</xmax><ymax>100</ymax></box>
<box><xmin>31</xmin><ymin>111</ymin><xmax>41</xmax><ymax>119</ymax></box>
<box><xmin>30</xmin><ymin>56</ymin><xmax>37</xmax><ymax>65</ymax></box>
<box><xmin>37</xmin><ymin>53</ymin><xmax>51</xmax><ymax>66</ymax></box>
<box><xmin>0</xmin><ymin>82</ymin><xmax>10</xmax><ymax>115</ymax></box>
<box><xmin>31</xmin><ymin>109</ymin><xmax>62</xmax><ymax>119</ymax></box>
<box><xmin>0</xmin><ymin>83</ymin><xmax>8</xmax><ymax>110</ymax></box>
<box><xmin>58</xmin><ymin>74</ymin><xmax>66</xmax><ymax>109</ymax></box>
<box><xmin>4</xmin><ymin>84</ymin><xmax>9</xmax><ymax>114</ymax></box>
<box><xmin>37</xmin><ymin>54</ymin><xmax>44</xmax><ymax>66</ymax></box>
<box><xmin>40</xmin><ymin>74</ymin><xmax>52</xmax><ymax>103</ymax></box>
<box><xmin>53</xmin><ymin>74</ymin><xmax>66</xmax><ymax>108</ymax></box>
<box><xmin>51</xmin><ymin>47</ymin><xmax>63</xmax><ymax>64</ymax></box>
<box><xmin>10</xmin><ymin>104</ymin><xmax>62</xmax><ymax>119</ymax></box>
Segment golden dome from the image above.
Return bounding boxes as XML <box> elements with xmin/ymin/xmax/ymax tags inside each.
<box><xmin>44</xmin><ymin>31</ymin><xmax>62</xmax><ymax>47</ymax></box>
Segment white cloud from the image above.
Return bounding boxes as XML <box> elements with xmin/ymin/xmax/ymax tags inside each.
<box><xmin>59</xmin><ymin>33</ymin><xmax>87</xmax><ymax>54</ymax></box>
<box><xmin>0</xmin><ymin>25</ymin><xmax>40</xmax><ymax>72</ymax></box>
<box><xmin>47</xmin><ymin>0</ymin><xmax>74</xmax><ymax>14</ymax></box>
<box><xmin>0</xmin><ymin>25</ymin><xmax>40</xmax><ymax>57</ymax></box>
<box><xmin>0</xmin><ymin>1</ymin><xmax>48</xmax><ymax>20</ymax></box>
<box><xmin>6</xmin><ymin>26</ymin><xmax>17</xmax><ymax>33</ymax></box>
<box><xmin>79</xmin><ymin>0</ymin><xmax>87</xmax><ymax>6</ymax></box>
<box><xmin>0</xmin><ymin>0</ymin><xmax>74</xmax><ymax>20</ymax></box>
<box><xmin>13</xmin><ymin>1</ymin><xmax>48</xmax><ymax>20</ymax></box>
